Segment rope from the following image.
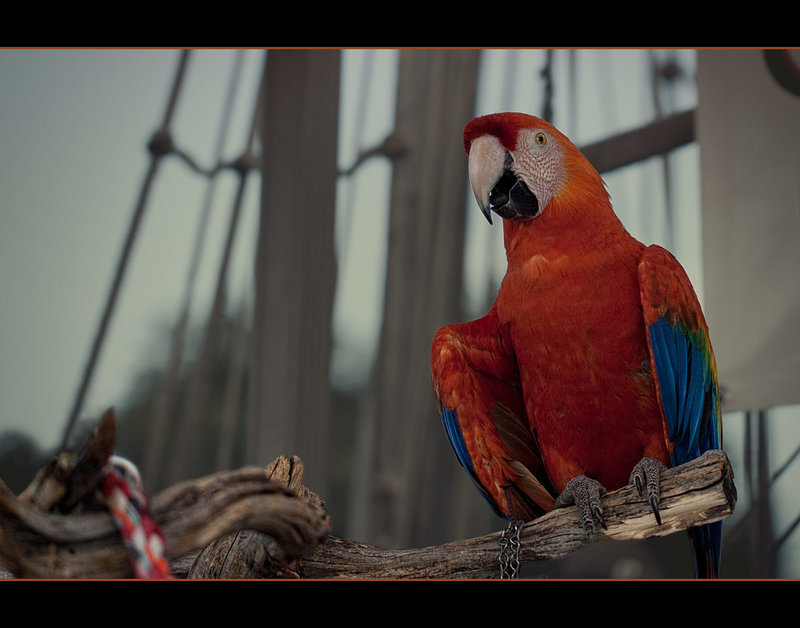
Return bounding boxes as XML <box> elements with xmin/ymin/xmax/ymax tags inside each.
<box><xmin>539</xmin><ymin>49</ymin><xmax>553</xmax><ymax>122</ymax></box>
<box><xmin>649</xmin><ymin>50</ymin><xmax>675</xmax><ymax>247</ymax></box>
<box><xmin>337</xmin><ymin>49</ymin><xmax>375</xmax><ymax>264</ymax></box>
<box><xmin>100</xmin><ymin>457</ymin><xmax>172</xmax><ymax>579</ymax></box>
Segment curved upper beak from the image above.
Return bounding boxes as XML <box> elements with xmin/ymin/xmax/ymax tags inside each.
<box><xmin>467</xmin><ymin>135</ymin><xmax>507</xmax><ymax>225</ymax></box>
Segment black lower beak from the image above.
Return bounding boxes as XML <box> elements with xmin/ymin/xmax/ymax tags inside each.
<box><xmin>480</xmin><ymin>204</ymin><xmax>493</xmax><ymax>224</ymax></box>
<box><xmin>484</xmin><ymin>172</ymin><xmax>539</xmax><ymax>223</ymax></box>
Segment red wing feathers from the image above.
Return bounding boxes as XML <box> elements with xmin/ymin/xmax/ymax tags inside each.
<box><xmin>432</xmin><ymin>308</ymin><xmax>555</xmax><ymax>521</ymax></box>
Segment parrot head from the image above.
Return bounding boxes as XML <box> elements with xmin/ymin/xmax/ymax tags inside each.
<box><xmin>464</xmin><ymin>112</ymin><xmax>608</xmax><ymax>225</ymax></box>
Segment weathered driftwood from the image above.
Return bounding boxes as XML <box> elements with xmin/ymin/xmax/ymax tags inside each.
<box><xmin>0</xmin><ymin>463</ymin><xmax>330</xmax><ymax>579</ymax></box>
<box><xmin>0</xmin><ymin>412</ymin><xmax>331</xmax><ymax>579</ymax></box>
<box><xmin>186</xmin><ymin>455</ymin><xmax>325</xmax><ymax>578</ymax></box>
<box><xmin>297</xmin><ymin>449</ymin><xmax>736</xmax><ymax>579</ymax></box>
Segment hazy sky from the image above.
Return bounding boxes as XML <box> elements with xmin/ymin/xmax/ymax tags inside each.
<box><xmin>0</xmin><ymin>48</ymin><xmax>405</xmax><ymax>450</ymax></box>
<box><xmin>0</xmin><ymin>49</ymin><xmax>265</xmax><ymax>448</ymax></box>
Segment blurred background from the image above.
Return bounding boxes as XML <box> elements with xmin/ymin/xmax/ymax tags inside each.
<box><xmin>1</xmin><ymin>48</ymin><xmax>798</xmax><ymax>578</ymax></box>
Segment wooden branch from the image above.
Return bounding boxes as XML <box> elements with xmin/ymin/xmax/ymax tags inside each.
<box><xmin>186</xmin><ymin>456</ymin><xmax>326</xmax><ymax>578</ymax></box>
<box><xmin>298</xmin><ymin>450</ymin><xmax>736</xmax><ymax>579</ymax></box>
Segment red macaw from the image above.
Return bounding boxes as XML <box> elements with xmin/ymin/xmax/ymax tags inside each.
<box><xmin>431</xmin><ymin>112</ymin><xmax>723</xmax><ymax>578</ymax></box>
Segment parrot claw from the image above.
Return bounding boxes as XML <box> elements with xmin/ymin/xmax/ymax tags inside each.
<box><xmin>629</xmin><ymin>457</ymin><xmax>667</xmax><ymax>526</ymax></box>
<box><xmin>554</xmin><ymin>475</ymin><xmax>608</xmax><ymax>536</ymax></box>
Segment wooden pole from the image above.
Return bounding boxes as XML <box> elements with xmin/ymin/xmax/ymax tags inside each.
<box><xmin>354</xmin><ymin>50</ymin><xmax>481</xmax><ymax>549</ymax></box>
<box><xmin>247</xmin><ymin>50</ymin><xmax>340</xmax><ymax>498</ymax></box>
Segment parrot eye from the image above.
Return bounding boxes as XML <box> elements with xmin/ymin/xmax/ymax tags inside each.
<box><xmin>535</xmin><ymin>132</ymin><xmax>547</xmax><ymax>146</ymax></box>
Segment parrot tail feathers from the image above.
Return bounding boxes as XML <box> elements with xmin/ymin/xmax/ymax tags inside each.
<box><xmin>491</xmin><ymin>402</ymin><xmax>551</xmax><ymax>483</ymax></box>
<box><xmin>490</xmin><ymin>401</ymin><xmax>557</xmax><ymax>520</ymax></box>
<box><xmin>688</xmin><ymin>521</ymin><xmax>723</xmax><ymax>578</ymax></box>
<box><xmin>506</xmin><ymin>460</ymin><xmax>557</xmax><ymax>519</ymax></box>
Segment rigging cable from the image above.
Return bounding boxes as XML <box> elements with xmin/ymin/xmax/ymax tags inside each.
<box><xmin>143</xmin><ymin>49</ymin><xmax>249</xmax><ymax>484</ymax></box>
<box><xmin>60</xmin><ymin>50</ymin><xmax>191</xmax><ymax>452</ymax></box>
<box><xmin>337</xmin><ymin>49</ymin><xmax>375</xmax><ymax>266</ymax></box>
<box><xmin>165</xmin><ymin>52</ymin><xmax>266</xmax><ymax>484</ymax></box>
<box><xmin>649</xmin><ymin>49</ymin><xmax>674</xmax><ymax>247</ymax></box>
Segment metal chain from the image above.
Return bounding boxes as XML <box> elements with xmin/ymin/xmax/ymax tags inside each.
<box><xmin>498</xmin><ymin>520</ymin><xmax>524</xmax><ymax>579</ymax></box>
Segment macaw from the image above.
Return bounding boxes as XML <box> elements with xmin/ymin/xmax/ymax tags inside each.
<box><xmin>431</xmin><ymin>112</ymin><xmax>723</xmax><ymax>578</ymax></box>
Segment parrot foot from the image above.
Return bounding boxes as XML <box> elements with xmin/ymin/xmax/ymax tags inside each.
<box><xmin>629</xmin><ymin>457</ymin><xmax>667</xmax><ymax>525</ymax></box>
<box><xmin>554</xmin><ymin>475</ymin><xmax>608</xmax><ymax>536</ymax></box>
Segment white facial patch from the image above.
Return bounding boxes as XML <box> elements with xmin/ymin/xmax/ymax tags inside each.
<box><xmin>512</xmin><ymin>128</ymin><xmax>565</xmax><ymax>214</ymax></box>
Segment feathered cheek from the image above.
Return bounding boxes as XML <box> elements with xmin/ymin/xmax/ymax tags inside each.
<box><xmin>521</xmin><ymin>152</ymin><xmax>563</xmax><ymax>217</ymax></box>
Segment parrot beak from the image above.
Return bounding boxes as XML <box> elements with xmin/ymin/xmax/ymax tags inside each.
<box><xmin>479</xmin><ymin>204</ymin><xmax>492</xmax><ymax>224</ymax></box>
<box><xmin>478</xmin><ymin>200</ymin><xmax>493</xmax><ymax>225</ymax></box>
<box><xmin>468</xmin><ymin>135</ymin><xmax>541</xmax><ymax>224</ymax></box>
<box><xmin>468</xmin><ymin>136</ymin><xmax>507</xmax><ymax>225</ymax></box>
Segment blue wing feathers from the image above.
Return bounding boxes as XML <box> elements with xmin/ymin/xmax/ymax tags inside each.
<box><xmin>649</xmin><ymin>319</ymin><xmax>679</xmax><ymax>447</ymax></box>
<box><xmin>441</xmin><ymin>407</ymin><xmax>472</xmax><ymax>471</ymax></box>
<box><xmin>648</xmin><ymin>317</ymin><xmax>718</xmax><ymax>465</ymax></box>
<box><xmin>441</xmin><ymin>407</ymin><xmax>504</xmax><ymax>518</ymax></box>
<box><xmin>675</xmin><ymin>324</ymin><xmax>688</xmax><ymax>435</ymax></box>
<box><xmin>647</xmin><ymin>314</ymin><xmax>722</xmax><ymax>577</ymax></box>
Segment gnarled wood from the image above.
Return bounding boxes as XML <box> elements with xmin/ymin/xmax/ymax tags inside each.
<box><xmin>0</xmin><ymin>411</ymin><xmax>330</xmax><ymax>579</ymax></box>
<box><xmin>0</xmin><ymin>461</ymin><xmax>330</xmax><ymax>579</ymax></box>
<box><xmin>187</xmin><ymin>455</ymin><xmax>325</xmax><ymax>578</ymax></box>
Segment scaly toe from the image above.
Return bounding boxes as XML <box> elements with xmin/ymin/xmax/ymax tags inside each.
<box><xmin>555</xmin><ymin>475</ymin><xmax>608</xmax><ymax>536</ymax></box>
<box><xmin>629</xmin><ymin>457</ymin><xmax>667</xmax><ymax>525</ymax></box>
